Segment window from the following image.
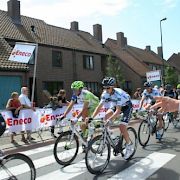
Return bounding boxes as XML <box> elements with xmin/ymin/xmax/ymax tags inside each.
<box><xmin>84</xmin><ymin>82</ymin><xmax>99</xmax><ymax>94</ymax></box>
<box><xmin>83</xmin><ymin>55</ymin><xmax>94</xmax><ymax>70</ymax></box>
<box><xmin>123</xmin><ymin>81</ymin><xmax>132</xmax><ymax>95</ymax></box>
<box><xmin>43</xmin><ymin>81</ymin><xmax>63</xmax><ymax>96</ymax></box>
<box><xmin>52</xmin><ymin>50</ymin><xmax>62</xmax><ymax>67</ymax></box>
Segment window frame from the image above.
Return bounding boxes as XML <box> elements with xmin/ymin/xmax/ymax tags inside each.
<box><xmin>52</xmin><ymin>50</ymin><xmax>63</xmax><ymax>67</ymax></box>
<box><xmin>83</xmin><ymin>55</ymin><xmax>94</xmax><ymax>70</ymax></box>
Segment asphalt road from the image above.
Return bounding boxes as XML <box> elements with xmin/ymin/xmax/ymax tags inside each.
<box><xmin>1</xmin><ymin>121</ymin><xmax>180</xmax><ymax>180</ymax></box>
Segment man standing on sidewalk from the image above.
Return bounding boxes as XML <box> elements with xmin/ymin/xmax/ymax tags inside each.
<box><xmin>19</xmin><ymin>87</ymin><xmax>36</xmax><ymax>141</ymax></box>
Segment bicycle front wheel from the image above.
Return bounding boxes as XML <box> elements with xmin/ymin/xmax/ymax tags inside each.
<box><xmin>121</xmin><ymin>127</ymin><xmax>138</xmax><ymax>160</ymax></box>
<box><xmin>85</xmin><ymin>135</ymin><xmax>111</xmax><ymax>175</ymax></box>
<box><xmin>138</xmin><ymin>120</ymin><xmax>150</xmax><ymax>147</ymax></box>
<box><xmin>0</xmin><ymin>153</ymin><xmax>36</xmax><ymax>180</ymax></box>
<box><xmin>53</xmin><ymin>130</ymin><xmax>79</xmax><ymax>166</ymax></box>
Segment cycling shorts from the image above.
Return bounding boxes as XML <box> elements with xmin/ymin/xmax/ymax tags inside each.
<box><xmin>111</xmin><ymin>101</ymin><xmax>133</xmax><ymax>125</ymax></box>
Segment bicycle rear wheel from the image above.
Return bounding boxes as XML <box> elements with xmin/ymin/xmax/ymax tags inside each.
<box><xmin>138</xmin><ymin>120</ymin><xmax>150</xmax><ymax>147</ymax></box>
<box><xmin>121</xmin><ymin>127</ymin><xmax>138</xmax><ymax>160</ymax></box>
<box><xmin>0</xmin><ymin>153</ymin><xmax>36</xmax><ymax>180</ymax></box>
<box><xmin>53</xmin><ymin>130</ymin><xmax>79</xmax><ymax>166</ymax></box>
<box><xmin>85</xmin><ymin>135</ymin><xmax>111</xmax><ymax>175</ymax></box>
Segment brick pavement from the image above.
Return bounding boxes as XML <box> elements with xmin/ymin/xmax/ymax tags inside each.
<box><xmin>0</xmin><ymin>128</ymin><xmax>57</xmax><ymax>154</ymax></box>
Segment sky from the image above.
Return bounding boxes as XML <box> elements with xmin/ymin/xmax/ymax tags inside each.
<box><xmin>0</xmin><ymin>0</ymin><xmax>180</xmax><ymax>60</ymax></box>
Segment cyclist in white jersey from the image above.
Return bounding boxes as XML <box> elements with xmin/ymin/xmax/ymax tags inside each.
<box><xmin>90</xmin><ymin>77</ymin><xmax>134</xmax><ymax>160</ymax></box>
<box><xmin>139</xmin><ymin>81</ymin><xmax>163</xmax><ymax>139</ymax></box>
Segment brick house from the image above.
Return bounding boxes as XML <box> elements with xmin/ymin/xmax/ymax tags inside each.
<box><xmin>0</xmin><ymin>0</ymin><xmax>108</xmax><ymax>108</ymax></box>
<box><xmin>0</xmin><ymin>0</ymin><xmax>175</xmax><ymax>109</ymax></box>
<box><xmin>167</xmin><ymin>53</ymin><xmax>180</xmax><ymax>82</ymax></box>
<box><xmin>105</xmin><ymin>32</ymin><xmax>169</xmax><ymax>94</ymax></box>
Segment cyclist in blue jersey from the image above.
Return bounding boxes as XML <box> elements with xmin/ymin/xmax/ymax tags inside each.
<box><xmin>90</xmin><ymin>77</ymin><xmax>134</xmax><ymax>160</ymax></box>
<box><xmin>139</xmin><ymin>81</ymin><xmax>163</xmax><ymax>139</ymax></box>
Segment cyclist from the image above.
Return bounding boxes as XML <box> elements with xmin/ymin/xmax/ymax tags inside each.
<box><xmin>60</xmin><ymin>81</ymin><xmax>99</xmax><ymax>139</ymax></box>
<box><xmin>139</xmin><ymin>81</ymin><xmax>163</xmax><ymax>139</ymax></box>
<box><xmin>163</xmin><ymin>84</ymin><xmax>176</xmax><ymax>98</ymax></box>
<box><xmin>89</xmin><ymin>77</ymin><xmax>134</xmax><ymax>160</ymax></box>
<box><xmin>177</xmin><ymin>84</ymin><xmax>180</xmax><ymax>100</ymax></box>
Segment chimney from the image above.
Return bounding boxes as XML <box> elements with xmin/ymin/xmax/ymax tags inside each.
<box><xmin>7</xmin><ymin>0</ymin><xmax>21</xmax><ymax>25</ymax></box>
<box><xmin>117</xmin><ymin>32</ymin><xmax>126</xmax><ymax>48</ymax></box>
<box><xmin>124</xmin><ymin>37</ymin><xmax>127</xmax><ymax>46</ymax></box>
<box><xmin>157</xmin><ymin>46</ymin><xmax>163</xmax><ymax>58</ymax></box>
<box><xmin>70</xmin><ymin>21</ymin><xmax>79</xmax><ymax>31</ymax></box>
<box><xmin>146</xmin><ymin>45</ymin><xmax>151</xmax><ymax>51</ymax></box>
<box><xmin>93</xmin><ymin>24</ymin><xmax>102</xmax><ymax>43</ymax></box>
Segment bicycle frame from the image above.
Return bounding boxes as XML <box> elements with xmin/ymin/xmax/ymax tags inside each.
<box><xmin>145</xmin><ymin>111</ymin><xmax>158</xmax><ymax>133</ymax></box>
<box><xmin>60</xmin><ymin>118</ymin><xmax>89</xmax><ymax>147</ymax></box>
<box><xmin>96</xmin><ymin>122</ymin><xmax>123</xmax><ymax>155</ymax></box>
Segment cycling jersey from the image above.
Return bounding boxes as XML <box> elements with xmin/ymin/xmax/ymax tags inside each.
<box><xmin>142</xmin><ymin>88</ymin><xmax>161</xmax><ymax>104</ymax></box>
<box><xmin>100</xmin><ymin>88</ymin><xmax>132</xmax><ymax>125</ymax></box>
<box><xmin>164</xmin><ymin>90</ymin><xmax>175</xmax><ymax>98</ymax></box>
<box><xmin>100</xmin><ymin>88</ymin><xmax>131</xmax><ymax>107</ymax></box>
<box><xmin>71</xmin><ymin>89</ymin><xmax>99</xmax><ymax>112</ymax></box>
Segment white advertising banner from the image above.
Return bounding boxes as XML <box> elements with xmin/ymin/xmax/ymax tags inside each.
<box><xmin>1</xmin><ymin>104</ymin><xmax>108</xmax><ymax>133</ymax></box>
<box><xmin>146</xmin><ymin>70</ymin><xmax>161</xmax><ymax>82</ymax></box>
<box><xmin>8</xmin><ymin>43</ymin><xmax>36</xmax><ymax>63</ymax></box>
<box><xmin>1</xmin><ymin>101</ymin><xmax>145</xmax><ymax>133</ymax></box>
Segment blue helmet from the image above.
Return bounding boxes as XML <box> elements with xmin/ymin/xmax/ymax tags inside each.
<box><xmin>144</xmin><ymin>81</ymin><xmax>153</xmax><ymax>88</ymax></box>
<box><xmin>102</xmin><ymin>77</ymin><xmax>116</xmax><ymax>86</ymax></box>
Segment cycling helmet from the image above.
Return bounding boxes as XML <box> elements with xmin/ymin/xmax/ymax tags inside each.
<box><xmin>0</xmin><ymin>114</ymin><xmax>6</xmax><ymax>137</ymax></box>
<box><xmin>102</xmin><ymin>77</ymin><xmax>116</xmax><ymax>86</ymax></box>
<box><xmin>144</xmin><ymin>81</ymin><xmax>153</xmax><ymax>88</ymax></box>
<box><xmin>71</xmin><ymin>81</ymin><xmax>84</xmax><ymax>90</ymax></box>
<box><xmin>177</xmin><ymin>84</ymin><xmax>180</xmax><ymax>89</ymax></box>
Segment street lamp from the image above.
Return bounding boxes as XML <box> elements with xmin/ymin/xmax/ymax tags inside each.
<box><xmin>160</xmin><ymin>17</ymin><xmax>167</xmax><ymax>86</ymax></box>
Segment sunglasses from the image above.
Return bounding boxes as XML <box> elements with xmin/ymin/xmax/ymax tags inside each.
<box><xmin>103</xmin><ymin>86</ymin><xmax>111</xmax><ymax>89</ymax></box>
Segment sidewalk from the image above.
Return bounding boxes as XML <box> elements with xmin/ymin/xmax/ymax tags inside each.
<box><xmin>0</xmin><ymin>128</ymin><xmax>57</xmax><ymax>154</ymax></box>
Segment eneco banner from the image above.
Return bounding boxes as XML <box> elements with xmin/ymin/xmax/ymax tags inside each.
<box><xmin>8</xmin><ymin>43</ymin><xmax>36</xmax><ymax>63</ymax></box>
<box><xmin>1</xmin><ymin>101</ymin><xmax>142</xmax><ymax>133</ymax></box>
<box><xmin>1</xmin><ymin>104</ymin><xmax>107</xmax><ymax>133</ymax></box>
<box><xmin>146</xmin><ymin>70</ymin><xmax>161</xmax><ymax>82</ymax></box>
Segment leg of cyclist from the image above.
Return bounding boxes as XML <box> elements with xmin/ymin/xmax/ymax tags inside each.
<box><xmin>119</xmin><ymin>103</ymin><xmax>134</xmax><ymax>160</ymax></box>
<box><xmin>156</xmin><ymin>113</ymin><xmax>164</xmax><ymax>139</ymax></box>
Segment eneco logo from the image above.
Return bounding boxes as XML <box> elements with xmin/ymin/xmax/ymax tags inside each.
<box><xmin>11</xmin><ymin>49</ymin><xmax>32</xmax><ymax>58</ymax></box>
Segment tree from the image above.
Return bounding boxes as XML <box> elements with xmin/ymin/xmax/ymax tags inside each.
<box><xmin>105</xmin><ymin>55</ymin><xmax>125</xmax><ymax>87</ymax></box>
<box><xmin>164</xmin><ymin>66</ymin><xmax>178</xmax><ymax>86</ymax></box>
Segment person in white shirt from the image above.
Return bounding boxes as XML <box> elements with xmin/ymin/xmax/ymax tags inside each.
<box><xmin>19</xmin><ymin>87</ymin><xmax>35</xmax><ymax>141</ymax></box>
<box><xmin>139</xmin><ymin>82</ymin><xmax>163</xmax><ymax>140</ymax></box>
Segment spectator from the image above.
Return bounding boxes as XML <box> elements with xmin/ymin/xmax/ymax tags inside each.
<box><xmin>19</xmin><ymin>87</ymin><xmax>36</xmax><ymax>141</ymax></box>
<box><xmin>57</xmin><ymin>89</ymin><xmax>69</xmax><ymax>106</ymax></box>
<box><xmin>6</xmin><ymin>92</ymin><xmax>26</xmax><ymax>143</ymax></box>
<box><xmin>133</xmin><ymin>88</ymin><xmax>142</xmax><ymax>99</ymax></box>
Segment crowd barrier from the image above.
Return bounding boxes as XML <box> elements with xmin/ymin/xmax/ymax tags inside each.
<box><xmin>0</xmin><ymin>100</ymin><xmax>145</xmax><ymax>134</ymax></box>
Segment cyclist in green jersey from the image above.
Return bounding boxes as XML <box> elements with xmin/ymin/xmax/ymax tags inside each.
<box><xmin>60</xmin><ymin>81</ymin><xmax>99</xmax><ymax>137</ymax></box>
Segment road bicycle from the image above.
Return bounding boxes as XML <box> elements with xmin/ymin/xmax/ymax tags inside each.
<box><xmin>0</xmin><ymin>114</ymin><xmax>36</xmax><ymax>180</ymax></box>
<box><xmin>163</xmin><ymin>112</ymin><xmax>180</xmax><ymax>131</ymax></box>
<box><xmin>138</xmin><ymin>110</ymin><xmax>165</xmax><ymax>147</ymax></box>
<box><xmin>53</xmin><ymin>117</ymin><xmax>99</xmax><ymax>166</ymax></box>
<box><xmin>85</xmin><ymin>118</ymin><xmax>137</xmax><ymax>175</ymax></box>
